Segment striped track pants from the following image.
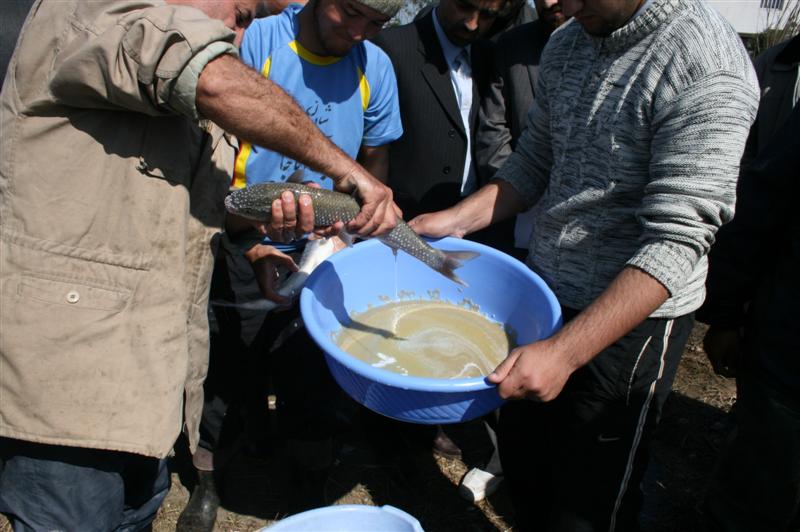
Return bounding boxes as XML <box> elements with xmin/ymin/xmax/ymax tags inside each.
<box><xmin>498</xmin><ymin>308</ymin><xmax>694</xmax><ymax>532</ymax></box>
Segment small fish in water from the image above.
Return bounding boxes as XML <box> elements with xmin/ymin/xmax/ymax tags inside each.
<box><xmin>212</xmin><ymin>236</ymin><xmax>339</xmax><ymax>311</ymax></box>
<box><xmin>225</xmin><ymin>182</ymin><xmax>479</xmax><ymax>286</ymax></box>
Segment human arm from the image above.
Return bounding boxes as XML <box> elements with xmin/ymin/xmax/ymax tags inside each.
<box><xmin>354</xmin><ymin>47</ymin><xmax>403</xmax><ymax>185</ymax></box>
<box><xmin>407</xmin><ymin>179</ymin><xmax>527</xmax><ymax>238</ymax></box>
<box><xmin>625</xmin><ymin>71</ymin><xmax>759</xmax><ymax>298</ymax></box>
<box><xmin>491</xmin><ymin>68</ymin><xmax>759</xmax><ymax>400</ymax></box>
<box><xmin>474</xmin><ymin>40</ymin><xmax>513</xmax><ymax>181</ymax></box>
<box><xmin>197</xmin><ymin>54</ymin><xmax>399</xmax><ymax>237</ymax></box>
<box><xmin>358</xmin><ymin>144</ymin><xmax>390</xmax><ymax>183</ymax></box>
<box><xmin>408</xmin><ymin>63</ymin><xmax>551</xmax><ymax>236</ymax></box>
<box><xmin>697</xmin><ymin>105</ymin><xmax>800</xmax><ymax>376</ymax></box>
<box><xmin>490</xmin><ymin>266</ymin><xmax>669</xmax><ymax>400</ymax></box>
<box><xmin>243</xmin><ymin>244</ymin><xmax>299</xmax><ymax>304</ymax></box>
<box><xmin>45</xmin><ymin>3</ymin><xmax>398</xmax><ymax>237</ymax></box>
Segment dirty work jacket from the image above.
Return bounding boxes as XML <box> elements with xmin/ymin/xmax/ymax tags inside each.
<box><xmin>0</xmin><ymin>0</ymin><xmax>238</xmax><ymax>458</ymax></box>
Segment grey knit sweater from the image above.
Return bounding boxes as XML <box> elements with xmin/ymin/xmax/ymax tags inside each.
<box><xmin>496</xmin><ymin>0</ymin><xmax>759</xmax><ymax>318</ymax></box>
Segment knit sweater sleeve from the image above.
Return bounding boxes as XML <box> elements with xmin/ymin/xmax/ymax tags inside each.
<box><xmin>627</xmin><ymin>71</ymin><xmax>759</xmax><ymax>296</ymax></box>
<box><xmin>492</xmin><ymin>71</ymin><xmax>553</xmax><ymax>207</ymax></box>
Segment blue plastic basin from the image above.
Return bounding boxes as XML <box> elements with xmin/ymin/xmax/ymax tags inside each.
<box><xmin>300</xmin><ymin>237</ymin><xmax>562</xmax><ymax>424</ymax></box>
<box><xmin>263</xmin><ymin>505</ymin><xmax>423</xmax><ymax>531</ymax></box>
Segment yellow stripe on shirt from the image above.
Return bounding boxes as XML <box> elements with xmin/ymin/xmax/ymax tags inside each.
<box><xmin>232</xmin><ymin>56</ymin><xmax>273</xmax><ymax>189</ymax></box>
<box><xmin>289</xmin><ymin>40</ymin><xmax>342</xmax><ymax>65</ymax></box>
<box><xmin>357</xmin><ymin>67</ymin><xmax>370</xmax><ymax>112</ymax></box>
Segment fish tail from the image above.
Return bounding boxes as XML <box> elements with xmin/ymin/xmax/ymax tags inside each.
<box><xmin>438</xmin><ymin>250</ymin><xmax>479</xmax><ymax>287</ymax></box>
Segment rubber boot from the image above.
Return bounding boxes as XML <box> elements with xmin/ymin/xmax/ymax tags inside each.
<box><xmin>176</xmin><ymin>470</ymin><xmax>220</xmax><ymax>532</ymax></box>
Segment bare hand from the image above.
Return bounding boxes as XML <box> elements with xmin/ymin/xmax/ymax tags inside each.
<box><xmin>243</xmin><ymin>244</ymin><xmax>299</xmax><ymax>303</ymax></box>
<box><xmin>264</xmin><ymin>190</ymin><xmax>316</xmax><ymax>242</ymax></box>
<box><xmin>703</xmin><ymin>326</ymin><xmax>741</xmax><ymax>378</ymax></box>
<box><xmin>407</xmin><ymin>209</ymin><xmax>465</xmax><ymax>238</ymax></box>
<box><xmin>337</xmin><ymin>165</ymin><xmax>401</xmax><ymax>237</ymax></box>
<box><xmin>488</xmin><ymin>339</ymin><xmax>577</xmax><ymax>402</ymax></box>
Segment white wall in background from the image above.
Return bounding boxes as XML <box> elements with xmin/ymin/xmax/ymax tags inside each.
<box><xmin>705</xmin><ymin>0</ymin><xmax>799</xmax><ymax>35</ymax></box>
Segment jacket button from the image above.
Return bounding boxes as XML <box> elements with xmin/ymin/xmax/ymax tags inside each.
<box><xmin>66</xmin><ymin>291</ymin><xmax>80</xmax><ymax>304</ymax></box>
<box><xmin>443</xmin><ymin>166</ymin><xmax>451</xmax><ymax>174</ymax></box>
<box><xmin>448</xmin><ymin>128</ymin><xmax>456</xmax><ymax>138</ymax></box>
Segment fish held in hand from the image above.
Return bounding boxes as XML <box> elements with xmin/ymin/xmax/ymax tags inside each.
<box><xmin>225</xmin><ymin>182</ymin><xmax>478</xmax><ymax>286</ymax></box>
<box><xmin>212</xmin><ymin>236</ymin><xmax>339</xmax><ymax>311</ymax></box>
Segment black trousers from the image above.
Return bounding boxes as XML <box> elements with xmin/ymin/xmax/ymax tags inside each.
<box><xmin>705</xmin><ymin>357</ymin><xmax>800</xmax><ymax>531</ymax></box>
<box><xmin>199</xmin><ymin>240</ymin><xmax>351</xmax><ymax>456</ymax></box>
<box><xmin>498</xmin><ymin>308</ymin><xmax>694</xmax><ymax>532</ymax></box>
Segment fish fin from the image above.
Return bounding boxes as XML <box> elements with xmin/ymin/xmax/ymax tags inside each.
<box><xmin>338</xmin><ymin>230</ymin><xmax>356</xmax><ymax>247</ymax></box>
<box><xmin>286</xmin><ymin>168</ymin><xmax>305</xmax><ymax>184</ymax></box>
<box><xmin>439</xmin><ymin>250</ymin><xmax>480</xmax><ymax>287</ymax></box>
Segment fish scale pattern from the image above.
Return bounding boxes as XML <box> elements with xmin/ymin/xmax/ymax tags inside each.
<box><xmin>226</xmin><ymin>182</ymin><xmax>452</xmax><ymax>274</ymax></box>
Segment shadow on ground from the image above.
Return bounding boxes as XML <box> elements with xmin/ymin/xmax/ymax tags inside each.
<box><xmin>168</xmin><ymin>406</ymin><xmax>511</xmax><ymax>531</ymax></box>
<box><xmin>642</xmin><ymin>392</ymin><xmax>735</xmax><ymax>532</ymax></box>
<box><xmin>164</xmin><ymin>387</ymin><xmax>733</xmax><ymax>531</ymax></box>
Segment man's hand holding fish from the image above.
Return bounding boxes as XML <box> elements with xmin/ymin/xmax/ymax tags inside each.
<box><xmin>335</xmin><ymin>163</ymin><xmax>402</xmax><ymax>238</ymax></box>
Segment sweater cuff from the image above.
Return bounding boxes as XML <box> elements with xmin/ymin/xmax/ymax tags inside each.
<box><xmin>627</xmin><ymin>240</ymin><xmax>698</xmax><ymax>297</ymax></box>
<box><xmin>495</xmin><ymin>165</ymin><xmax>538</xmax><ymax>207</ymax></box>
<box><xmin>168</xmin><ymin>42</ymin><xmax>239</xmax><ymax>121</ymax></box>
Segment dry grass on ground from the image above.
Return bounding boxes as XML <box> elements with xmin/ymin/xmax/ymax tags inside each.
<box><xmin>0</xmin><ymin>322</ymin><xmax>736</xmax><ymax>532</ymax></box>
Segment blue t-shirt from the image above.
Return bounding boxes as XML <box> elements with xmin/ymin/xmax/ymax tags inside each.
<box><xmin>233</xmin><ymin>4</ymin><xmax>403</xmax><ymax>190</ymax></box>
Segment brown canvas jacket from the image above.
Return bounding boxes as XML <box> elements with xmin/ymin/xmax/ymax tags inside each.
<box><xmin>0</xmin><ymin>0</ymin><xmax>238</xmax><ymax>458</ymax></box>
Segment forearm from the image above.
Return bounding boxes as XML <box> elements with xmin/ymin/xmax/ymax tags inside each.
<box><xmin>488</xmin><ymin>265</ymin><xmax>670</xmax><ymax>401</ymax></box>
<box><xmin>451</xmin><ymin>180</ymin><xmax>527</xmax><ymax>236</ymax></box>
<box><xmin>549</xmin><ymin>266</ymin><xmax>669</xmax><ymax>371</ymax></box>
<box><xmin>358</xmin><ymin>144</ymin><xmax>390</xmax><ymax>183</ymax></box>
<box><xmin>197</xmin><ymin>54</ymin><xmax>357</xmax><ymax>183</ymax></box>
<box><xmin>475</xmin><ymin>70</ymin><xmax>512</xmax><ymax>181</ymax></box>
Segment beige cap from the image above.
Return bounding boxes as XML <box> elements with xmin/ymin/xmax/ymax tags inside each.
<box><xmin>355</xmin><ymin>0</ymin><xmax>405</xmax><ymax>17</ymax></box>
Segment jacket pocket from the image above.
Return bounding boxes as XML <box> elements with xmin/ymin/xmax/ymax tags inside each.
<box><xmin>17</xmin><ymin>274</ymin><xmax>130</xmax><ymax>313</ymax></box>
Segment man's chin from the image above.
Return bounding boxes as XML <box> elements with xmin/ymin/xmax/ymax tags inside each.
<box><xmin>450</xmin><ymin>33</ymin><xmax>478</xmax><ymax>47</ymax></box>
<box><xmin>324</xmin><ymin>38</ymin><xmax>360</xmax><ymax>57</ymax></box>
<box><xmin>544</xmin><ymin>14</ymin><xmax>566</xmax><ymax>30</ymax></box>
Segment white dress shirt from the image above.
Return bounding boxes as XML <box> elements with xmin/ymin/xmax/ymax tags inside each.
<box><xmin>432</xmin><ymin>8</ymin><xmax>477</xmax><ymax>196</ymax></box>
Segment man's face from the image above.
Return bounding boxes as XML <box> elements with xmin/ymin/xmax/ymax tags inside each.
<box><xmin>170</xmin><ymin>0</ymin><xmax>267</xmax><ymax>45</ymax></box>
<box><xmin>535</xmin><ymin>0</ymin><xmax>566</xmax><ymax>34</ymax></box>
<box><xmin>561</xmin><ymin>0</ymin><xmax>644</xmax><ymax>36</ymax></box>
<box><xmin>313</xmin><ymin>0</ymin><xmax>391</xmax><ymax>57</ymax></box>
<box><xmin>437</xmin><ymin>0</ymin><xmax>504</xmax><ymax>47</ymax></box>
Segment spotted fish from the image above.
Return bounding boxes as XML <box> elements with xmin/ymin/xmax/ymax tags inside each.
<box><xmin>224</xmin><ymin>182</ymin><xmax>479</xmax><ymax>286</ymax></box>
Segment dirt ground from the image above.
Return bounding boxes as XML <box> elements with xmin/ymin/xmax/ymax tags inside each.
<box><xmin>0</xmin><ymin>322</ymin><xmax>736</xmax><ymax>531</ymax></box>
<box><xmin>159</xmin><ymin>321</ymin><xmax>737</xmax><ymax>532</ymax></box>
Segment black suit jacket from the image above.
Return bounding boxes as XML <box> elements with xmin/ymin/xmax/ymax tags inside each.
<box><xmin>372</xmin><ymin>12</ymin><xmax>492</xmax><ymax>220</ymax></box>
<box><xmin>475</xmin><ymin>20</ymin><xmax>549</xmax><ymax>182</ymax></box>
<box><xmin>472</xmin><ymin>20</ymin><xmax>550</xmax><ymax>256</ymax></box>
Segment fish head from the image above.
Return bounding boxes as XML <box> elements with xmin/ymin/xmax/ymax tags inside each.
<box><xmin>224</xmin><ymin>184</ymin><xmax>282</xmax><ymax>222</ymax></box>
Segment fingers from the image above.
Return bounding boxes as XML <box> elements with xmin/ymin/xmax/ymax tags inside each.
<box><xmin>346</xmin><ymin>191</ymin><xmax>399</xmax><ymax>237</ymax></box>
<box><xmin>266</xmin><ymin>191</ymin><xmax>314</xmax><ymax>242</ymax></box>
<box><xmin>488</xmin><ymin>349</ymin><xmax>521</xmax><ymax>384</ymax></box>
<box><xmin>297</xmin><ymin>194</ymin><xmax>315</xmax><ymax>235</ymax></box>
<box><xmin>488</xmin><ymin>343</ymin><xmax>571</xmax><ymax>402</ymax></box>
<box><xmin>407</xmin><ymin>210</ymin><xmax>462</xmax><ymax>238</ymax></box>
<box><xmin>488</xmin><ymin>349</ymin><xmax>527</xmax><ymax>401</ymax></box>
<box><xmin>244</xmin><ymin>245</ymin><xmax>299</xmax><ymax>303</ymax></box>
<box><xmin>338</xmin><ymin>166</ymin><xmax>400</xmax><ymax>238</ymax></box>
